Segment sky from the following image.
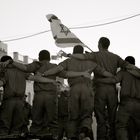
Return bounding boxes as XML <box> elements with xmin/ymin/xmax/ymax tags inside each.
<box><xmin>0</xmin><ymin>0</ymin><xmax>140</xmax><ymax>66</ymax></box>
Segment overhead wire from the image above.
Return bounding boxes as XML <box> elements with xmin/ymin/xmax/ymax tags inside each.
<box><xmin>70</xmin><ymin>13</ymin><xmax>140</xmax><ymax>29</ymax></box>
<box><xmin>2</xmin><ymin>30</ymin><xmax>50</xmax><ymax>42</ymax></box>
<box><xmin>1</xmin><ymin>13</ymin><xmax>140</xmax><ymax>42</ymax></box>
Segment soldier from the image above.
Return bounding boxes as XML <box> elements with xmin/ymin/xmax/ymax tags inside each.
<box><xmin>96</xmin><ymin>56</ymin><xmax>140</xmax><ymax>140</ymax></box>
<box><xmin>43</xmin><ymin>45</ymin><xmax>113</xmax><ymax>140</ymax></box>
<box><xmin>0</xmin><ymin>55</ymin><xmax>29</xmax><ymax>137</ymax></box>
<box><xmin>5</xmin><ymin>50</ymin><xmax>59</xmax><ymax>138</ymax></box>
<box><xmin>0</xmin><ymin>55</ymin><xmax>57</xmax><ymax>138</ymax></box>
<box><xmin>64</xmin><ymin>37</ymin><xmax>138</xmax><ymax>140</ymax></box>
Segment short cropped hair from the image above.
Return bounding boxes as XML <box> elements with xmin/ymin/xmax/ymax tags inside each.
<box><xmin>0</xmin><ymin>55</ymin><xmax>13</xmax><ymax>62</ymax></box>
<box><xmin>99</xmin><ymin>37</ymin><xmax>110</xmax><ymax>49</ymax></box>
<box><xmin>125</xmin><ymin>56</ymin><xmax>135</xmax><ymax>65</ymax></box>
<box><xmin>39</xmin><ymin>50</ymin><xmax>50</xmax><ymax>61</ymax></box>
<box><xmin>73</xmin><ymin>45</ymin><xmax>84</xmax><ymax>54</ymax></box>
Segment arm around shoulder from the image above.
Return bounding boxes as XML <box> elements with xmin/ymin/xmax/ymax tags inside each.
<box><xmin>12</xmin><ymin>61</ymin><xmax>27</xmax><ymax>71</ymax></box>
<box><xmin>27</xmin><ymin>74</ymin><xmax>56</xmax><ymax>84</ymax></box>
<box><xmin>44</xmin><ymin>65</ymin><xmax>64</xmax><ymax>76</ymax></box>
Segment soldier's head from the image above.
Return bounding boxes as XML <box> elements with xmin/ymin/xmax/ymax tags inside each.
<box><xmin>0</xmin><ymin>55</ymin><xmax>13</xmax><ymax>62</ymax></box>
<box><xmin>98</xmin><ymin>37</ymin><xmax>110</xmax><ymax>50</ymax></box>
<box><xmin>73</xmin><ymin>45</ymin><xmax>84</xmax><ymax>54</ymax></box>
<box><xmin>125</xmin><ymin>56</ymin><xmax>135</xmax><ymax>65</ymax></box>
<box><xmin>38</xmin><ymin>50</ymin><xmax>50</xmax><ymax>61</ymax></box>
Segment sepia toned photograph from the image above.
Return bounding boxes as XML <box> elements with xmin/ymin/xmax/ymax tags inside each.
<box><xmin>0</xmin><ymin>0</ymin><xmax>140</xmax><ymax>139</ymax></box>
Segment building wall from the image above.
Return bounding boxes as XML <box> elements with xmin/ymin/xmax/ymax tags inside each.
<box><xmin>0</xmin><ymin>42</ymin><xmax>7</xmax><ymax>103</ymax></box>
<box><xmin>0</xmin><ymin>41</ymin><xmax>7</xmax><ymax>58</ymax></box>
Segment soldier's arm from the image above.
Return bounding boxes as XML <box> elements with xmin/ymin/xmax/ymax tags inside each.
<box><xmin>43</xmin><ymin>65</ymin><xmax>64</xmax><ymax>77</ymax></box>
<box><xmin>12</xmin><ymin>61</ymin><xmax>27</xmax><ymax>71</ymax></box>
<box><xmin>127</xmin><ymin>68</ymin><xmax>140</xmax><ymax>78</ymax></box>
<box><xmin>96</xmin><ymin>77</ymin><xmax>117</xmax><ymax>84</ymax></box>
<box><xmin>44</xmin><ymin>59</ymin><xmax>69</xmax><ymax>77</ymax></box>
<box><xmin>94</xmin><ymin>65</ymin><xmax>113</xmax><ymax>77</ymax></box>
<box><xmin>118</xmin><ymin>56</ymin><xmax>140</xmax><ymax>77</ymax></box>
<box><xmin>64</xmin><ymin>71</ymin><xmax>91</xmax><ymax>79</ymax></box>
<box><xmin>2</xmin><ymin>59</ymin><xmax>27</xmax><ymax>71</ymax></box>
<box><xmin>61</xmin><ymin>51</ymin><xmax>94</xmax><ymax>60</ymax></box>
<box><xmin>0</xmin><ymin>61</ymin><xmax>11</xmax><ymax>68</ymax></box>
<box><xmin>102</xmin><ymin>71</ymin><xmax>114</xmax><ymax>77</ymax></box>
<box><xmin>96</xmin><ymin>71</ymin><xmax>122</xmax><ymax>84</ymax></box>
<box><xmin>27</xmin><ymin>74</ymin><xmax>56</xmax><ymax>84</ymax></box>
<box><xmin>68</xmin><ymin>54</ymin><xmax>85</xmax><ymax>60</ymax></box>
<box><xmin>118</xmin><ymin>56</ymin><xmax>140</xmax><ymax>71</ymax></box>
<box><xmin>12</xmin><ymin>61</ymin><xmax>40</xmax><ymax>73</ymax></box>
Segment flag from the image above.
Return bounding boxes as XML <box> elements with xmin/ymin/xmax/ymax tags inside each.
<box><xmin>46</xmin><ymin>14</ymin><xmax>86</xmax><ymax>48</ymax></box>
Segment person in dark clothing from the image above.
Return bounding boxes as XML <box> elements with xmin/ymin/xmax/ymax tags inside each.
<box><xmin>43</xmin><ymin>45</ymin><xmax>113</xmax><ymax>140</ymax></box>
<box><xmin>0</xmin><ymin>55</ymin><xmax>56</xmax><ymax>138</ymax></box>
<box><xmin>0</xmin><ymin>55</ymin><xmax>29</xmax><ymax>137</ymax></box>
<box><xmin>9</xmin><ymin>50</ymin><xmax>58</xmax><ymax>138</ymax></box>
<box><xmin>62</xmin><ymin>37</ymin><xmax>138</xmax><ymax>140</ymax></box>
<box><xmin>96</xmin><ymin>56</ymin><xmax>140</xmax><ymax>140</ymax></box>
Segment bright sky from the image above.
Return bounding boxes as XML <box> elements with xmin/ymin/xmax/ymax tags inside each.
<box><xmin>0</xmin><ymin>0</ymin><xmax>140</xmax><ymax>66</ymax></box>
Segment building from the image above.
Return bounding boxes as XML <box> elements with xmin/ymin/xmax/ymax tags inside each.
<box><xmin>0</xmin><ymin>41</ymin><xmax>7</xmax><ymax>103</ymax></box>
<box><xmin>0</xmin><ymin>41</ymin><xmax>7</xmax><ymax>58</ymax></box>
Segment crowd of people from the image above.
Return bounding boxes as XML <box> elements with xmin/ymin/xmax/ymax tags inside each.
<box><xmin>0</xmin><ymin>37</ymin><xmax>139</xmax><ymax>140</ymax></box>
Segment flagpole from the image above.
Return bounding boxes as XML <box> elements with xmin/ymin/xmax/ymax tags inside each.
<box><xmin>84</xmin><ymin>45</ymin><xmax>94</xmax><ymax>53</ymax></box>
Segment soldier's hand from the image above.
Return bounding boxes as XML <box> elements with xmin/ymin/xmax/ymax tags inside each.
<box><xmin>0</xmin><ymin>60</ymin><xmax>12</xmax><ymax>68</ymax></box>
<box><xmin>61</xmin><ymin>51</ymin><xmax>68</xmax><ymax>57</ymax></box>
<box><xmin>82</xmin><ymin>72</ymin><xmax>91</xmax><ymax>79</ymax></box>
<box><xmin>36</xmin><ymin>72</ymin><xmax>42</xmax><ymax>76</ymax></box>
<box><xmin>85</xmin><ymin>68</ymin><xmax>93</xmax><ymax>74</ymax></box>
<box><xmin>52</xmin><ymin>80</ymin><xmax>57</xmax><ymax>86</ymax></box>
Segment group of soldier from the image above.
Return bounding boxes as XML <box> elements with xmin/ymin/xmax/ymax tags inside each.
<box><xmin>0</xmin><ymin>37</ymin><xmax>139</xmax><ymax>140</ymax></box>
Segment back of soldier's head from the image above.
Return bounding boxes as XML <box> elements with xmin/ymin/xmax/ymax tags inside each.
<box><xmin>0</xmin><ymin>55</ymin><xmax>13</xmax><ymax>62</ymax></box>
<box><xmin>39</xmin><ymin>50</ymin><xmax>50</xmax><ymax>61</ymax></box>
<box><xmin>73</xmin><ymin>45</ymin><xmax>84</xmax><ymax>54</ymax></box>
<box><xmin>98</xmin><ymin>37</ymin><xmax>110</xmax><ymax>50</ymax></box>
<box><xmin>125</xmin><ymin>56</ymin><xmax>135</xmax><ymax>65</ymax></box>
